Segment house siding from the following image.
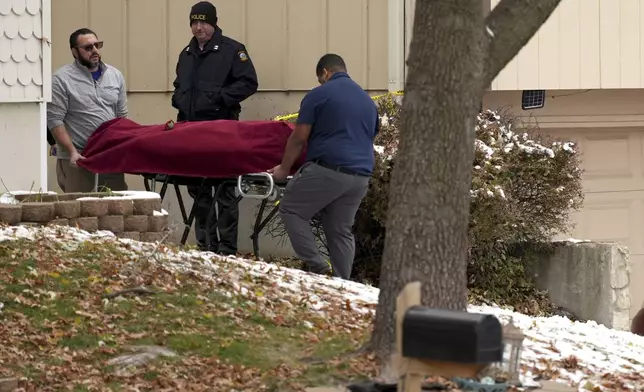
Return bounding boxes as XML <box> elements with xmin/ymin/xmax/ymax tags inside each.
<box><xmin>404</xmin><ymin>0</ymin><xmax>644</xmax><ymax>90</ymax></box>
<box><xmin>0</xmin><ymin>103</ymin><xmax>44</xmax><ymax>190</ymax></box>
<box><xmin>52</xmin><ymin>0</ymin><xmax>388</xmax><ymax>94</ymax></box>
<box><xmin>0</xmin><ymin>0</ymin><xmax>46</xmax><ymax>101</ymax></box>
<box><xmin>0</xmin><ymin>0</ymin><xmax>49</xmax><ymax>190</ymax></box>
<box><xmin>491</xmin><ymin>0</ymin><xmax>644</xmax><ymax>90</ymax></box>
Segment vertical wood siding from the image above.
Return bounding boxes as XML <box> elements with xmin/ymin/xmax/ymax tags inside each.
<box><xmin>51</xmin><ymin>0</ymin><xmax>388</xmax><ymax>93</ymax></box>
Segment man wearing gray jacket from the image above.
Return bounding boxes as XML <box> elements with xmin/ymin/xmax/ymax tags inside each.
<box><xmin>47</xmin><ymin>28</ymin><xmax>129</xmax><ymax>193</ymax></box>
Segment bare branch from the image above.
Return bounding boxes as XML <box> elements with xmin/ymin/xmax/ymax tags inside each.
<box><xmin>483</xmin><ymin>0</ymin><xmax>562</xmax><ymax>86</ymax></box>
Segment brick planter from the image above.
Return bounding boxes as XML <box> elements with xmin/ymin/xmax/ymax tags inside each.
<box><xmin>78</xmin><ymin>198</ymin><xmax>109</xmax><ymax>217</ymax></box>
<box><xmin>0</xmin><ymin>191</ymin><xmax>169</xmax><ymax>244</ymax></box>
<box><xmin>21</xmin><ymin>202</ymin><xmax>55</xmax><ymax>222</ymax></box>
<box><xmin>54</xmin><ymin>200</ymin><xmax>81</xmax><ymax>219</ymax></box>
<box><xmin>0</xmin><ymin>204</ymin><xmax>22</xmax><ymax>224</ymax></box>
<box><xmin>117</xmin><ymin>231</ymin><xmax>141</xmax><ymax>241</ymax></box>
<box><xmin>132</xmin><ymin>198</ymin><xmax>162</xmax><ymax>216</ymax></box>
<box><xmin>148</xmin><ymin>214</ymin><xmax>169</xmax><ymax>232</ymax></box>
<box><xmin>70</xmin><ymin>217</ymin><xmax>99</xmax><ymax>232</ymax></box>
<box><xmin>98</xmin><ymin>215</ymin><xmax>125</xmax><ymax>233</ymax></box>
<box><xmin>105</xmin><ymin>198</ymin><xmax>134</xmax><ymax>215</ymax></box>
<box><xmin>124</xmin><ymin>215</ymin><xmax>149</xmax><ymax>232</ymax></box>
<box><xmin>49</xmin><ymin>218</ymin><xmax>70</xmax><ymax>226</ymax></box>
<box><xmin>141</xmin><ymin>231</ymin><xmax>167</xmax><ymax>242</ymax></box>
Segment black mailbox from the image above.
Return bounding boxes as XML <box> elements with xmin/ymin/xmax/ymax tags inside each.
<box><xmin>401</xmin><ymin>306</ymin><xmax>503</xmax><ymax>364</ymax></box>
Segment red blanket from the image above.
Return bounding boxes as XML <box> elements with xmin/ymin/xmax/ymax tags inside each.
<box><xmin>78</xmin><ymin>118</ymin><xmax>305</xmax><ymax>178</ymax></box>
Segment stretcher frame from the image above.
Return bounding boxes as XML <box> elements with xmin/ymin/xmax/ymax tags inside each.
<box><xmin>141</xmin><ymin>172</ymin><xmax>289</xmax><ymax>258</ymax></box>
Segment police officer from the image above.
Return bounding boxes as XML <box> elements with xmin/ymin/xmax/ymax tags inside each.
<box><xmin>171</xmin><ymin>1</ymin><xmax>259</xmax><ymax>255</ymax></box>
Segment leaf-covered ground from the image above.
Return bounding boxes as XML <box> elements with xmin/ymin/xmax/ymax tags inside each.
<box><xmin>0</xmin><ymin>226</ymin><xmax>379</xmax><ymax>391</ymax></box>
<box><xmin>2</xmin><ymin>225</ymin><xmax>643</xmax><ymax>392</ymax></box>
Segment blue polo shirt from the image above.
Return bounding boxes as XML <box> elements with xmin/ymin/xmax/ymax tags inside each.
<box><xmin>297</xmin><ymin>72</ymin><xmax>379</xmax><ymax>176</ymax></box>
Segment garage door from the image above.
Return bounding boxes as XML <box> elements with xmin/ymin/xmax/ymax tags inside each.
<box><xmin>548</xmin><ymin>127</ymin><xmax>644</xmax><ymax>320</ymax></box>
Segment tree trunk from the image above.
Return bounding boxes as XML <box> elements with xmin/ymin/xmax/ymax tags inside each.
<box><xmin>371</xmin><ymin>0</ymin><xmax>485</xmax><ymax>379</ymax></box>
<box><xmin>370</xmin><ymin>0</ymin><xmax>563</xmax><ymax>380</ymax></box>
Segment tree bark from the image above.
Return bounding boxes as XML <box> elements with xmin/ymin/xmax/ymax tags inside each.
<box><xmin>371</xmin><ymin>0</ymin><xmax>485</xmax><ymax>379</ymax></box>
<box><xmin>370</xmin><ymin>0</ymin><xmax>562</xmax><ymax>380</ymax></box>
<box><xmin>484</xmin><ymin>0</ymin><xmax>562</xmax><ymax>85</ymax></box>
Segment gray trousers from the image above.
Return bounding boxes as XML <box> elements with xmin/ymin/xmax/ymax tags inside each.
<box><xmin>279</xmin><ymin>162</ymin><xmax>369</xmax><ymax>280</ymax></box>
<box><xmin>56</xmin><ymin>159</ymin><xmax>128</xmax><ymax>193</ymax></box>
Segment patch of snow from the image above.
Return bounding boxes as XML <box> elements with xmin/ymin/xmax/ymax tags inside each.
<box><xmin>153</xmin><ymin>209</ymin><xmax>169</xmax><ymax>216</ymax></box>
<box><xmin>77</xmin><ymin>197</ymin><xmax>101</xmax><ymax>201</ymax></box>
<box><xmin>374</xmin><ymin>144</ymin><xmax>394</xmax><ymax>161</ymax></box>
<box><xmin>102</xmin><ymin>196</ymin><xmax>134</xmax><ymax>202</ymax></box>
<box><xmin>8</xmin><ymin>190</ymin><xmax>57</xmax><ymax>195</ymax></box>
<box><xmin>112</xmin><ymin>191</ymin><xmax>161</xmax><ymax>200</ymax></box>
<box><xmin>0</xmin><ymin>193</ymin><xmax>18</xmax><ymax>204</ymax></box>
<box><xmin>476</xmin><ymin>111</ymin><xmax>573</xmax><ymax>161</ymax></box>
<box><xmin>486</xmin><ymin>25</ymin><xmax>494</xmax><ymax>38</ymax></box>
<box><xmin>0</xmin><ymin>224</ymin><xmax>642</xmax><ymax>390</ymax></box>
<box><xmin>475</xmin><ymin>140</ymin><xmax>495</xmax><ymax>159</ymax></box>
<box><xmin>0</xmin><ymin>225</ymin><xmax>114</xmax><ymax>243</ymax></box>
<box><xmin>554</xmin><ymin>142</ymin><xmax>576</xmax><ymax>154</ymax></box>
<box><xmin>561</xmin><ymin>238</ymin><xmax>593</xmax><ymax>244</ymax></box>
<box><xmin>563</xmin><ymin>142</ymin><xmax>575</xmax><ymax>153</ymax></box>
<box><xmin>494</xmin><ymin>185</ymin><xmax>505</xmax><ymax>199</ymax></box>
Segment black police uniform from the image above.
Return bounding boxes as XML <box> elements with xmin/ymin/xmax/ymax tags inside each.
<box><xmin>171</xmin><ymin>26</ymin><xmax>258</xmax><ymax>254</ymax></box>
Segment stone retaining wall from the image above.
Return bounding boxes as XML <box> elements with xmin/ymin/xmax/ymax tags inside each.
<box><xmin>0</xmin><ymin>191</ymin><xmax>169</xmax><ymax>242</ymax></box>
<box><xmin>529</xmin><ymin>240</ymin><xmax>631</xmax><ymax>331</ymax></box>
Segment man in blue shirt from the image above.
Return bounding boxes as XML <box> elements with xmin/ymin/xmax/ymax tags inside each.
<box><xmin>269</xmin><ymin>53</ymin><xmax>379</xmax><ymax>280</ymax></box>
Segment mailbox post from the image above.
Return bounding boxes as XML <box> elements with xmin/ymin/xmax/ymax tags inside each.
<box><xmin>394</xmin><ymin>282</ymin><xmax>504</xmax><ymax>392</ymax></box>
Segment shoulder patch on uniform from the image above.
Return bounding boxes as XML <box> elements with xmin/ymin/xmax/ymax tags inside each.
<box><xmin>238</xmin><ymin>51</ymin><xmax>248</xmax><ymax>62</ymax></box>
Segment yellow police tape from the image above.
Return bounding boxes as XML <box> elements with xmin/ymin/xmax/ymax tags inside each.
<box><xmin>273</xmin><ymin>90</ymin><xmax>405</xmax><ymax>121</ymax></box>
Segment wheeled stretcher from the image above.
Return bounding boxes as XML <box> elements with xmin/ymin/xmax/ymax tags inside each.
<box><xmin>77</xmin><ymin>117</ymin><xmax>305</xmax><ymax>257</ymax></box>
<box><xmin>141</xmin><ymin>172</ymin><xmax>290</xmax><ymax>257</ymax></box>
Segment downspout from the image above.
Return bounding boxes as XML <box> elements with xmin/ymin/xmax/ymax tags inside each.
<box><xmin>388</xmin><ymin>0</ymin><xmax>405</xmax><ymax>92</ymax></box>
<box><xmin>39</xmin><ymin>103</ymin><xmax>47</xmax><ymax>192</ymax></box>
<box><xmin>41</xmin><ymin>0</ymin><xmax>52</xmax><ymax>191</ymax></box>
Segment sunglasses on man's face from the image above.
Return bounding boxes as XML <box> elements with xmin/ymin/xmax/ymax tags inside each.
<box><xmin>76</xmin><ymin>41</ymin><xmax>104</xmax><ymax>52</ymax></box>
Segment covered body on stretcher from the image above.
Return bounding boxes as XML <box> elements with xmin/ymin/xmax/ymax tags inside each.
<box><xmin>77</xmin><ymin>117</ymin><xmax>302</xmax><ymax>254</ymax></box>
<box><xmin>78</xmin><ymin>117</ymin><xmax>305</xmax><ymax>181</ymax></box>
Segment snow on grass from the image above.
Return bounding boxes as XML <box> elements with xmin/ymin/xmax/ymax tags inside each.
<box><xmin>0</xmin><ymin>224</ymin><xmax>642</xmax><ymax>391</ymax></box>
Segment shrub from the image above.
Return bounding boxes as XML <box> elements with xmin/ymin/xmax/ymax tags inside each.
<box><xmin>466</xmin><ymin>109</ymin><xmax>584</xmax><ymax>305</ymax></box>
<box><xmin>264</xmin><ymin>93</ymin><xmax>584</xmax><ymax>306</ymax></box>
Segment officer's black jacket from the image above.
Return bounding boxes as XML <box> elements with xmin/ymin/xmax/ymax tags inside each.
<box><xmin>171</xmin><ymin>27</ymin><xmax>258</xmax><ymax>122</ymax></box>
